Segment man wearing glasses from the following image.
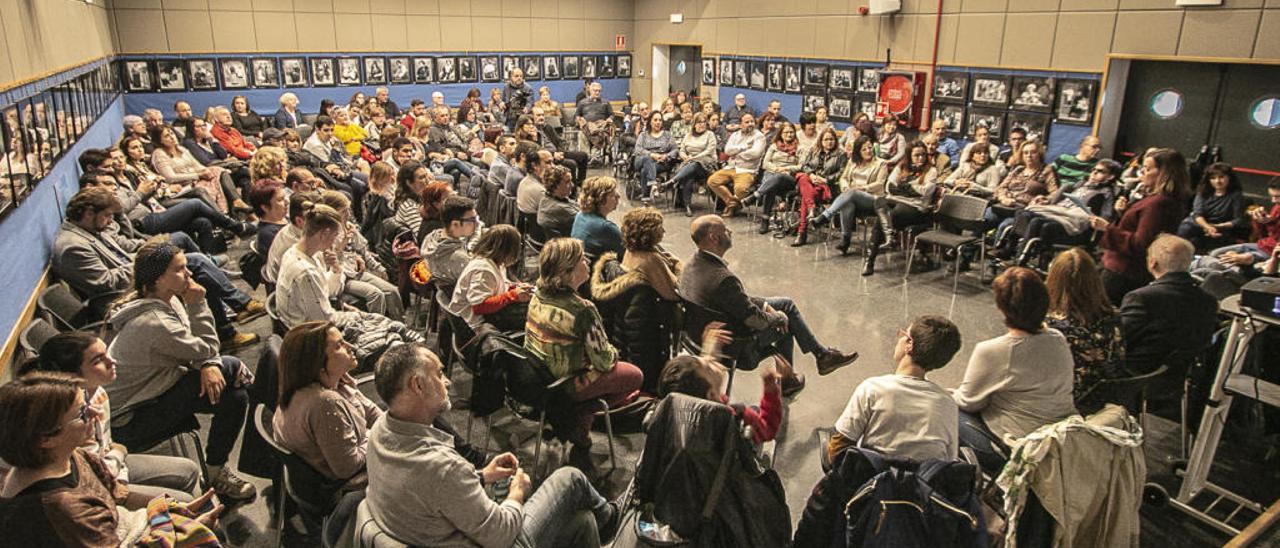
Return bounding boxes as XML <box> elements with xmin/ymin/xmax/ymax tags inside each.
<box><xmin>422</xmin><ymin>196</ymin><xmax>483</xmax><ymax>307</ymax></box>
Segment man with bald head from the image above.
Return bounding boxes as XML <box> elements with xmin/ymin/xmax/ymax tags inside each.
<box><xmin>1052</xmin><ymin>135</ymin><xmax>1102</xmax><ymax>187</ymax></box>
<box><xmin>1121</xmin><ymin>234</ymin><xmax>1217</xmax><ymax>375</ymax></box>
<box><xmin>724</xmin><ymin>93</ymin><xmax>752</xmax><ymax>132</ymax></box>
<box><xmin>678</xmin><ymin>215</ymin><xmax>859</xmax><ymax>397</ymax></box>
<box><xmin>930</xmin><ymin>118</ymin><xmax>961</xmax><ymax>169</ymax></box>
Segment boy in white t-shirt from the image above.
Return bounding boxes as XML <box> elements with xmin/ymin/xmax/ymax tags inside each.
<box><xmin>828</xmin><ymin>315</ymin><xmax>963</xmax><ymax>463</ymax></box>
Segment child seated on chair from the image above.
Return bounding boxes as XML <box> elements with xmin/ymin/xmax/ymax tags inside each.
<box><xmin>827</xmin><ymin>315</ymin><xmax>963</xmax><ymax>463</ymax></box>
<box><xmin>657</xmin><ymin>322</ymin><xmax>786</xmax><ymax>446</ymax></box>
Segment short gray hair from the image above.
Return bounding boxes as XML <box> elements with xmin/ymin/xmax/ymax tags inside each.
<box><xmin>1148</xmin><ymin>234</ymin><xmax>1194</xmax><ymax>273</ymax></box>
<box><xmin>374</xmin><ymin>342</ymin><xmax>439</xmax><ymax>404</ymax></box>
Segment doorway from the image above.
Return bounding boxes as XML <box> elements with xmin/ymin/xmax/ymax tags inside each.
<box><xmin>650</xmin><ymin>44</ymin><xmax>701</xmax><ymax>106</ymax></box>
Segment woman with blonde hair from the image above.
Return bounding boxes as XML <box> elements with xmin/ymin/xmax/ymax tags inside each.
<box><xmin>317</xmin><ymin>190</ymin><xmax>402</xmax><ymax>318</ymax></box>
<box><xmin>249</xmin><ymin>145</ymin><xmax>288</xmax><ymax>183</ymax></box>
<box><xmin>526</xmin><ymin>237</ymin><xmax>643</xmax><ymax>472</ymax></box>
<box><xmin>571</xmin><ymin>176</ymin><xmax>624</xmax><ymax>258</ymax></box>
<box><xmin>332</xmin><ymin>107</ymin><xmax>369</xmax><ymax>158</ymax></box>
<box><xmin>150</xmin><ymin>125</ymin><xmax>242</xmax><ymax>214</ymax></box>
<box><xmin>1044</xmin><ymin>248</ymin><xmax>1125</xmax><ymax>413</ymax></box>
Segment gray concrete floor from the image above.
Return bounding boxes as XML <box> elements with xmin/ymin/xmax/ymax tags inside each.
<box><xmin>187</xmin><ymin>173</ymin><xmax>1266</xmax><ymax>547</ymax></box>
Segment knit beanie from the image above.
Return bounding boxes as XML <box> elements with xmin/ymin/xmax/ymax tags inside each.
<box><xmin>133</xmin><ymin>242</ymin><xmax>179</xmax><ymax>294</ymax></box>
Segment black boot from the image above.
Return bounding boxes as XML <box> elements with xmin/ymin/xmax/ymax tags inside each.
<box><xmin>808</xmin><ymin>214</ymin><xmax>828</xmax><ymax>229</ymax></box>
<box><xmin>836</xmin><ymin>232</ymin><xmax>852</xmax><ymax>255</ymax></box>
<box><xmin>741</xmin><ymin>193</ymin><xmax>759</xmax><ymax>208</ymax></box>
<box><xmin>757</xmin><ymin>217</ymin><xmax>771</xmax><ymax>234</ymax></box>
<box><xmin>862</xmin><ymin>251</ymin><xmax>877</xmax><ymax>276</ymax></box>
<box><xmin>791</xmin><ymin>230</ymin><xmax>808</xmax><ymax>247</ymax></box>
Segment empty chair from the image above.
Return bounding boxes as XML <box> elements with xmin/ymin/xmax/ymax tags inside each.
<box><xmin>38</xmin><ymin>281</ymin><xmax>113</xmax><ymax>333</ymax></box>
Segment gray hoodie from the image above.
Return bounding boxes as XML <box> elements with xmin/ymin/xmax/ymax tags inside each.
<box><xmin>420</xmin><ymin>227</ymin><xmax>482</xmax><ymax>292</ymax></box>
<box><xmin>106</xmin><ymin>297</ymin><xmax>220</xmax><ymax>418</ymax></box>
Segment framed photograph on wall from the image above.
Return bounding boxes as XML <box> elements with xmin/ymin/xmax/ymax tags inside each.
<box><xmin>1007</xmin><ymin>111</ymin><xmax>1051</xmax><ymax>144</ymax></box>
<box><xmin>829</xmin><ymin>66</ymin><xmax>855</xmax><ymax>92</ymax></box>
<box><xmin>967</xmin><ymin>108</ymin><xmax>1006</xmax><ymax>141</ymax></box>
<box><xmin>251</xmin><ymin>58</ymin><xmax>279</xmax><ymax>88</ymax></box>
<box><xmin>702</xmin><ymin>58</ymin><xmax>717</xmax><ymax>86</ymax></box>
<box><xmin>804</xmin><ymin>64</ymin><xmax>828</xmax><ymax>89</ymax></box>
<box><xmin>827</xmin><ymin>94</ymin><xmax>853</xmax><ymax>119</ymax></box>
<box><xmin>749</xmin><ymin>61</ymin><xmax>766</xmax><ymax>91</ymax></box>
<box><xmin>155</xmin><ymin>60</ymin><xmax>186</xmax><ymax>91</ymax></box>
<box><xmin>719</xmin><ymin>58</ymin><xmax>733</xmax><ymax>86</ymax></box>
<box><xmin>501</xmin><ymin>56</ymin><xmax>519</xmax><ymax>80</ymax></box>
<box><xmin>562</xmin><ymin>55</ymin><xmax>580</xmax><ymax>79</ymax></box>
<box><xmin>784</xmin><ymin>64</ymin><xmax>802</xmax><ymax>93</ymax></box>
<box><xmin>479</xmin><ymin>56</ymin><xmax>501</xmax><ymax>82</ymax></box>
<box><xmin>122</xmin><ymin>60</ymin><xmax>154</xmax><ymax>92</ymax></box>
<box><xmin>581</xmin><ymin>56</ymin><xmax>598</xmax><ymax>78</ymax></box>
<box><xmin>932</xmin><ymin>71</ymin><xmax>968</xmax><ymax>103</ymax></box>
<box><xmin>857</xmin><ymin>68</ymin><xmax>880</xmax><ymax>94</ymax></box>
<box><xmin>733</xmin><ymin>60</ymin><xmax>748</xmax><ymax>88</ymax></box>
<box><xmin>1055</xmin><ymin>79</ymin><xmax>1096</xmax><ymax>125</ymax></box>
<box><xmin>766</xmin><ymin>62</ymin><xmax>783</xmax><ymax>92</ymax></box>
<box><xmin>363</xmin><ymin>57</ymin><xmax>387</xmax><ymax>84</ymax></box>
<box><xmin>1010</xmin><ymin>75</ymin><xmax>1053</xmax><ymax>112</ymax></box>
<box><xmin>436</xmin><ymin>57</ymin><xmax>458</xmax><ymax>83</ymax></box>
<box><xmin>413</xmin><ymin>57</ymin><xmax>434</xmax><ymax>84</ymax></box>
<box><xmin>337</xmin><ymin>57</ymin><xmax>361</xmax><ymax>85</ymax></box>
<box><xmin>310</xmin><ymin>58</ymin><xmax>336</xmax><ymax>87</ymax></box>
<box><xmin>521</xmin><ymin>56</ymin><xmax>541</xmax><ymax>80</ymax></box>
<box><xmin>617</xmin><ymin>54</ymin><xmax>631</xmax><ymax>78</ymax></box>
<box><xmin>457</xmin><ymin>57</ymin><xmax>477</xmax><ymax>82</ymax></box>
<box><xmin>971</xmin><ymin>74</ymin><xmax>1010</xmax><ymax>107</ymax></box>
<box><xmin>282</xmin><ymin>57</ymin><xmax>308</xmax><ymax>86</ymax></box>
<box><xmin>186</xmin><ymin>59</ymin><xmax>217</xmax><ymax>90</ymax></box>
<box><xmin>599</xmin><ymin>55</ymin><xmax>615</xmax><ymax>78</ymax></box>
<box><xmin>220</xmin><ymin>58</ymin><xmax>249</xmax><ymax>89</ymax></box>
<box><xmin>542</xmin><ymin>56</ymin><xmax>561</xmax><ymax>80</ymax></box>
<box><xmin>389</xmin><ymin>57</ymin><xmax>412</xmax><ymax>84</ymax></box>
<box><xmin>931</xmin><ymin>103</ymin><xmax>965</xmax><ymax>135</ymax></box>
<box><xmin>803</xmin><ymin>93</ymin><xmax>827</xmax><ymax>113</ymax></box>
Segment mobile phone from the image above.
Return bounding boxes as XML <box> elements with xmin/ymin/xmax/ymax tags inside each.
<box><xmin>394</xmin><ymin>229</ymin><xmax>413</xmax><ymax>243</ymax></box>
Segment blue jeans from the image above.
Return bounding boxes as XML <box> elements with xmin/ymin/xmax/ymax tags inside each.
<box><xmin>754</xmin><ymin>296</ymin><xmax>824</xmax><ymax>365</ymax></box>
<box><xmin>141</xmin><ymin>199</ymin><xmax>237</xmax><ymax>252</ymax></box>
<box><xmin>671</xmin><ymin>162</ymin><xmax>711</xmax><ymax>207</ymax></box>
<box><xmin>518</xmin><ymin>467</ymin><xmax>611</xmax><ymax>548</ymax></box>
<box><xmin>187</xmin><ymin>251</ymin><xmax>251</xmax><ymax>339</ymax></box>
<box><xmin>820</xmin><ymin>190</ymin><xmax>879</xmax><ymax>237</ymax></box>
<box><xmin>957</xmin><ymin>410</ymin><xmax>1008</xmax><ymax>475</ymax></box>
<box><xmin>754</xmin><ymin>172</ymin><xmax>796</xmax><ymax>214</ymax></box>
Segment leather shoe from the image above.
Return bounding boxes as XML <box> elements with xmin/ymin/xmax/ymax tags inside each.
<box><xmin>236</xmin><ymin>300</ymin><xmax>267</xmax><ymax>324</ymax></box>
<box><xmin>816</xmin><ymin>348</ymin><xmax>859</xmax><ymax>375</ymax></box>
<box><xmin>780</xmin><ymin>373</ymin><xmax>806</xmax><ymax>398</ymax></box>
<box><xmin>740</xmin><ymin>194</ymin><xmax>759</xmax><ymax>208</ymax></box>
<box><xmin>722</xmin><ymin>202</ymin><xmax>740</xmax><ymax>217</ymax></box>
<box><xmin>790</xmin><ymin>231</ymin><xmax>808</xmax><ymax>247</ymax></box>
<box><xmin>221</xmin><ymin>331</ymin><xmax>261</xmax><ymax>351</ymax></box>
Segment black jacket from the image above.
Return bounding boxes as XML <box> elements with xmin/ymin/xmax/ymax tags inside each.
<box><xmin>590</xmin><ymin>253</ymin><xmax>677</xmax><ymax>392</ymax></box>
<box><xmin>677</xmin><ymin>250</ymin><xmax>779</xmax><ymax>367</ymax></box>
<box><xmin>1120</xmin><ymin>271</ymin><xmax>1218</xmax><ymax>373</ymax></box>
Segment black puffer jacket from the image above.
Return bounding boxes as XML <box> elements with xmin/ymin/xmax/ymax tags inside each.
<box><xmin>590</xmin><ymin>252</ymin><xmax>678</xmax><ymax>392</ymax></box>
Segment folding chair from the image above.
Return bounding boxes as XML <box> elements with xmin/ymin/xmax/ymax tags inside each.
<box><xmin>905</xmin><ymin>193</ymin><xmax>990</xmax><ymax>315</ymax></box>
<box><xmin>18</xmin><ymin>318</ymin><xmax>59</xmax><ymax>362</ymax></box>
<box><xmin>38</xmin><ymin>282</ymin><xmax>113</xmax><ymax>333</ymax></box>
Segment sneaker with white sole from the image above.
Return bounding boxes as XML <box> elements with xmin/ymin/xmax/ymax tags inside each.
<box><xmin>210</xmin><ymin>467</ymin><xmax>257</xmax><ymax>501</ymax></box>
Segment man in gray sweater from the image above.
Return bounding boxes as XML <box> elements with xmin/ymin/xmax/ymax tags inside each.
<box><xmin>366</xmin><ymin>344</ymin><xmax>620</xmax><ymax>547</ymax></box>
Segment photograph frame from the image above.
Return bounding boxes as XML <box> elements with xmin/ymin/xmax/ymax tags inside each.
<box><xmin>804</xmin><ymin>64</ymin><xmax>829</xmax><ymax>90</ymax></box>
<box><xmin>155</xmin><ymin>60</ymin><xmax>187</xmax><ymax>92</ymax></box>
<box><xmin>219</xmin><ymin>58</ymin><xmax>250</xmax><ymax>90</ymax></box>
<box><xmin>479</xmin><ymin>56</ymin><xmax>501</xmax><ymax>83</ymax></box>
<box><xmin>931</xmin><ymin>103</ymin><xmax>966</xmax><ymax>135</ymax></box>
<box><xmin>617</xmin><ymin>54</ymin><xmax>631</xmax><ymax>78</ymax></box>
<box><xmin>719</xmin><ymin>58</ymin><xmax>734</xmax><ymax>86</ymax></box>
<box><xmin>932</xmin><ymin>71</ymin><xmax>968</xmax><ymax>104</ymax></box>
<box><xmin>413</xmin><ymin>57</ymin><xmax>435</xmax><ymax>84</ymax></box>
<box><xmin>310</xmin><ymin>57</ymin><xmax>336</xmax><ymax>87</ymax></box>
<box><xmin>966</xmin><ymin>108</ymin><xmax>1007</xmax><ymax>141</ymax></box>
<box><xmin>970</xmin><ymin>73</ymin><xmax>1010</xmax><ymax>108</ymax></box>
<box><xmin>598</xmin><ymin>55</ymin><xmax>615</xmax><ymax>78</ymax></box>
<box><xmin>457</xmin><ymin>56</ymin><xmax>477</xmax><ymax>82</ymax></box>
<box><xmin>829</xmin><ymin>66</ymin><xmax>855</xmax><ymax>92</ymax></box>
<box><xmin>521</xmin><ymin>55</ymin><xmax>541</xmax><ymax>80</ymax></box>
<box><xmin>580</xmin><ymin>56</ymin><xmax>597</xmax><ymax>79</ymax></box>
<box><xmin>766</xmin><ymin>62</ymin><xmax>783</xmax><ymax>92</ymax></box>
<box><xmin>436</xmin><ymin>57</ymin><xmax>458</xmax><ymax>83</ymax></box>
<box><xmin>1054</xmin><ymin>79</ymin><xmax>1097</xmax><ymax>125</ymax></box>
<box><xmin>122</xmin><ymin>60</ymin><xmax>155</xmax><ymax>92</ymax></box>
<box><xmin>1006</xmin><ymin>111</ymin><xmax>1051</xmax><ymax>145</ymax></box>
<box><xmin>337</xmin><ymin>57</ymin><xmax>362</xmax><ymax>86</ymax></box>
<box><xmin>803</xmin><ymin>93</ymin><xmax>827</xmax><ymax>113</ymax></box>
<box><xmin>733</xmin><ymin>60</ymin><xmax>748</xmax><ymax>88</ymax></box>
<box><xmin>1010</xmin><ymin>75</ymin><xmax>1054</xmax><ymax>113</ymax></box>
<box><xmin>250</xmin><ymin>58</ymin><xmax>279</xmax><ymax>88</ymax></box>
<box><xmin>187</xmin><ymin>59</ymin><xmax>218</xmax><ymax>90</ymax></box>
<box><xmin>389</xmin><ymin>56</ymin><xmax>412</xmax><ymax>85</ymax></box>
<box><xmin>281</xmin><ymin>57</ymin><xmax>308</xmax><ymax>87</ymax></box>
<box><xmin>702</xmin><ymin>58</ymin><xmax>717</xmax><ymax>86</ymax></box>
<box><xmin>542</xmin><ymin>56</ymin><xmax>561</xmax><ymax>80</ymax></box>
<box><xmin>363</xmin><ymin>56</ymin><xmax>387</xmax><ymax>85</ymax></box>
<box><xmin>784</xmin><ymin>64</ymin><xmax>803</xmax><ymax>94</ymax></box>
<box><xmin>827</xmin><ymin>94</ymin><xmax>853</xmax><ymax>119</ymax></box>
<box><xmin>562</xmin><ymin>55</ymin><xmax>580</xmax><ymax>80</ymax></box>
<box><xmin>501</xmin><ymin>56</ymin><xmax>519</xmax><ymax>80</ymax></box>
<box><xmin>857</xmin><ymin>68</ymin><xmax>880</xmax><ymax>94</ymax></box>
<box><xmin>749</xmin><ymin>61</ymin><xmax>766</xmax><ymax>91</ymax></box>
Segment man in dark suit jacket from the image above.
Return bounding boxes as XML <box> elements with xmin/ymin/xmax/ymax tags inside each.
<box><xmin>678</xmin><ymin>215</ymin><xmax>858</xmax><ymax>396</ymax></box>
<box><xmin>1121</xmin><ymin>234</ymin><xmax>1219</xmax><ymax>375</ymax></box>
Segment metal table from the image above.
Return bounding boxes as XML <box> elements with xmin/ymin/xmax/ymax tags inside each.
<box><xmin>1172</xmin><ymin>294</ymin><xmax>1280</xmax><ymax>535</ymax></box>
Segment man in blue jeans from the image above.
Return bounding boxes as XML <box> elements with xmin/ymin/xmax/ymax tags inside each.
<box><xmin>366</xmin><ymin>343</ymin><xmax>620</xmax><ymax>547</ymax></box>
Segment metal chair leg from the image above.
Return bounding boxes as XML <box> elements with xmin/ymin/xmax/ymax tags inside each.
<box><xmin>598</xmin><ymin>399</ymin><xmax>617</xmax><ymax>472</ymax></box>
<box><xmin>903</xmin><ymin>236</ymin><xmax>916</xmax><ymax>281</ymax></box>
<box><xmin>949</xmin><ymin>246</ymin><xmax>963</xmax><ymax>318</ymax></box>
<box><xmin>534</xmin><ymin>410</ymin><xmax>546</xmax><ymax>476</ymax></box>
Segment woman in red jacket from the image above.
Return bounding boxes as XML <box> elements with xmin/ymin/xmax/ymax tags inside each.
<box><xmin>1089</xmin><ymin>147</ymin><xmax>1191</xmax><ymax>305</ymax></box>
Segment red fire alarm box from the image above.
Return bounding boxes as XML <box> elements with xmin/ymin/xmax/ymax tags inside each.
<box><xmin>876</xmin><ymin>71</ymin><xmax>926</xmax><ymax>128</ymax></box>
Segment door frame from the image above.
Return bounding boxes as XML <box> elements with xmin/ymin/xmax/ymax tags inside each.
<box><xmin>649</xmin><ymin>42</ymin><xmax>704</xmax><ymax>106</ymax></box>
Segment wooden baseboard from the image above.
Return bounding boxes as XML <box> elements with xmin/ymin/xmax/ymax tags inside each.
<box><xmin>0</xmin><ymin>270</ymin><xmax>49</xmax><ymax>380</ymax></box>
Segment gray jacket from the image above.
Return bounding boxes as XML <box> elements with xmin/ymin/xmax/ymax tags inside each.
<box><xmin>52</xmin><ymin>221</ymin><xmax>139</xmax><ymax>298</ymax></box>
<box><xmin>420</xmin><ymin>228</ymin><xmax>475</xmax><ymax>291</ymax></box>
<box><xmin>107</xmin><ymin>297</ymin><xmax>220</xmax><ymax>417</ymax></box>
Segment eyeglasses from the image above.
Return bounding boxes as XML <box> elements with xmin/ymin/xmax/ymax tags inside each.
<box><xmin>45</xmin><ymin>397</ymin><xmax>91</xmax><ymax>436</ymax></box>
<box><xmin>460</xmin><ymin>216</ymin><xmax>479</xmax><ymax>224</ymax></box>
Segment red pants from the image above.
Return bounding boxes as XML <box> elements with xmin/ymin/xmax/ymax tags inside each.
<box><xmin>796</xmin><ymin>173</ymin><xmax>833</xmax><ymax>233</ymax></box>
<box><xmin>570</xmin><ymin>361</ymin><xmax>643</xmax><ymax>442</ymax></box>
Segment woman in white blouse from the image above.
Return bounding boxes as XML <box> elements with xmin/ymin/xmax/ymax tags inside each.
<box><xmin>150</xmin><ymin>125</ymin><xmax>240</xmax><ymax>214</ymax></box>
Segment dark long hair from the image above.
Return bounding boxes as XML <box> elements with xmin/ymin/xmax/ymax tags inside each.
<box><xmin>1196</xmin><ymin>162</ymin><xmax>1240</xmax><ymax>198</ymax></box>
<box><xmin>278</xmin><ymin>321</ymin><xmax>336</xmax><ymax>408</ymax></box>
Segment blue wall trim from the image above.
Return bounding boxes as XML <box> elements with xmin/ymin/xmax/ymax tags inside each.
<box><xmin>0</xmin><ymin>97</ymin><xmax>125</xmax><ymax>350</ymax></box>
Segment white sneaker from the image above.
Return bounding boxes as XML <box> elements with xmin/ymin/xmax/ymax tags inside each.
<box><xmin>210</xmin><ymin>467</ymin><xmax>257</xmax><ymax>501</ymax></box>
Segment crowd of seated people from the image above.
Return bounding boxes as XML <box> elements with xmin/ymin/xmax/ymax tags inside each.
<box><xmin>9</xmin><ymin>75</ymin><xmax>1279</xmax><ymax>548</ymax></box>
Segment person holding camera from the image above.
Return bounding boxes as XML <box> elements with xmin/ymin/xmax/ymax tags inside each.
<box><xmin>502</xmin><ymin>68</ymin><xmax>534</xmax><ymax>131</ymax></box>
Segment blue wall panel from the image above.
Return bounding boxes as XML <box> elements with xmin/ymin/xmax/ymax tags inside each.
<box><xmin>0</xmin><ymin>98</ymin><xmax>125</xmax><ymax>349</ymax></box>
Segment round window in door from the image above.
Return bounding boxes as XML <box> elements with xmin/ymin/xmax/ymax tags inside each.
<box><xmin>676</xmin><ymin>61</ymin><xmax>687</xmax><ymax>76</ymax></box>
<box><xmin>1249</xmin><ymin>96</ymin><xmax>1280</xmax><ymax>130</ymax></box>
<box><xmin>1150</xmin><ymin>89</ymin><xmax>1184</xmax><ymax>119</ymax></box>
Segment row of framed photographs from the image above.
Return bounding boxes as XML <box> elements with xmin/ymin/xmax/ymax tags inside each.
<box><xmin>2</xmin><ymin>63</ymin><xmax>121</xmax><ymax>221</ymax></box>
<box><xmin>930</xmin><ymin>102</ymin><xmax>1054</xmax><ymax>146</ymax></box>
<box><xmin>702</xmin><ymin>56</ymin><xmax>884</xmax><ymax>95</ymax></box>
<box><xmin>932</xmin><ymin>71</ymin><xmax>1097</xmax><ymax>125</ymax></box>
<box><xmin>120</xmin><ymin>53</ymin><xmax>634</xmax><ymax>93</ymax></box>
